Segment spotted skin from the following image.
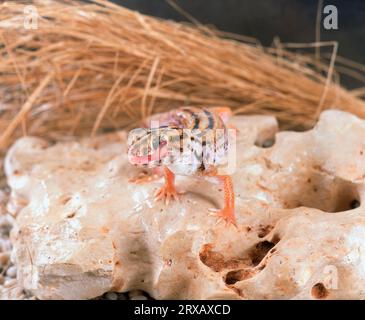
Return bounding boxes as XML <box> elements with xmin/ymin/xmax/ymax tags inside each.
<box><xmin>128</xmin><ymin>106</ymin><xmax>236</xmax><ymax>225</ymax></box>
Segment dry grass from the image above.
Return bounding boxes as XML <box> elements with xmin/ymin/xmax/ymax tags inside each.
<box><xmin>0</xmin><ymin>0</ymin><xmax>365</xmax><ymax>155</ymax></box>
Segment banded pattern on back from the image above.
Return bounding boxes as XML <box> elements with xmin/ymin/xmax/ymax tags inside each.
<box><xmin>129</xmin><ymin>106</ymin><xmax>230</xmax><ymax>175</ymax></box>
<box><xmin>176</xmin><ymin>107</ymin><xmax>225</xmax><ymax>131</ymax></box>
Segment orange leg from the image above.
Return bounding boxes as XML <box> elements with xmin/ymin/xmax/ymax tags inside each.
<box><xmin>209</xmin><ymin>175</ymin><xmax>236</xmax><ymax>226</ymax></box>
<box><xmin>154</xmin><ymin>166</ymin><xmax>180</xmax><ymax>205</ymax></box>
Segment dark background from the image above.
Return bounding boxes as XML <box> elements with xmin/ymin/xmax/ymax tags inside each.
<box><xmin>111</xmin><ymin>0</ymin><xmax>365</xmax><ymax>89</ymax></box>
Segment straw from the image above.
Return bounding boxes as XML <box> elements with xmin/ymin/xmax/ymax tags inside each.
<box><xmin>0</xmin><ymin>0</ymin><xmax>364</xmax><ymax>152</ymax></box>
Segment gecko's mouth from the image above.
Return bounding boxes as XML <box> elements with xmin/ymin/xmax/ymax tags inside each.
<box><xmin>129</xmin><ymin>140</ymin><xmax>168</xmax><ymax>166</ymax></box>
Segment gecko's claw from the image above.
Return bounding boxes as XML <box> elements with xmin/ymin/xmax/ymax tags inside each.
<box><xmin>154</xmin><ymin>184</ymin><xmax>181</xmax><ymax>205</ymax></box>
<box><xmin>208</xmin><ymin>207</ymin><xmax>237</xmax><ymax>227</ymax></box>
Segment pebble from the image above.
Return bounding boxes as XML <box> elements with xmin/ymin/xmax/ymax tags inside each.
<box><xmin>117</xmin><ymin>293</ymin><xmax>127</xmax><ymax>300</ymax></box>
<box><xmin>10</xmin><ymin>248</ymin><xmax>16</xmax><ymax>264</ymax></box>
<box><xmin>0</xmin><ymin>238</ymin><xmax>12</xmax><ymax>252</ymax></box>
<box><xmin>261</xmin><ymin>138</ymin><xmax>275</xmax><ymax>148</ymax></box>
<box><xmin>131</xmin><ymin>295</ymin><xmax>148</xmax><ymax>300</ymax></box>
<box><xmin>0</xmin><ymin>213</ymin><xmax>13</xmax><ymax>224</ymax></box>
<box><xmin>0</xmin><ymin>252</ymin><xmax>10</xmax><ymax>266</ymax></box>
<box><xmin>128</xmin><ymin>289</ymin><xmax>144</xmax><ymax>298</ymax></box>
<box><xmin>105</xmin><ymin>292</ymin><xmax>118</xmax><ymax>300</ymax></box>
<box><xmin>6</xmin><ymin>265</ymin><xmax>17</xmax><ymax>278</ymax></box>
<box><xmin>0</xmin><ymin>190</ymin><xmax>7</xmax><ymax>202</ymax></box>
<box><xmin>0</xmin><ymin>227</ymin><xmax>10</xmax><ymax>238</ymax></box>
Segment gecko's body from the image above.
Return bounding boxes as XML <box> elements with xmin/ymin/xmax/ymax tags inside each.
<box><xmin>128</xmin><ymin>106</ymin><xmax>236</xmax><ymax>224</ymax></box>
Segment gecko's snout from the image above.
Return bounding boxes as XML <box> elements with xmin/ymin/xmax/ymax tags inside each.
<box><xmin>127</xmin><ymin>131</ymin><xmax>168</xmax><ymax>167</ymax></box>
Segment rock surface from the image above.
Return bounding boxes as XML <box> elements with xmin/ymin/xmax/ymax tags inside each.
<box><xmin>4</xmin><ymin>110</ymin><xmax>365</xmax><ymax>299</ymax></box>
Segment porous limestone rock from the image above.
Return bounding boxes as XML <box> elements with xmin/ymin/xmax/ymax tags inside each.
<box><xmin>4</xmin><ymin>110</ymin><xmax>365</xmax><ymax>300</ymax></box>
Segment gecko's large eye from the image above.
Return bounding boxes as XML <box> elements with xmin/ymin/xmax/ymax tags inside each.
<box><xmin>128</xmin><ymin>128</ymin><xmax>147</xmax><ymax>146</ymax></box>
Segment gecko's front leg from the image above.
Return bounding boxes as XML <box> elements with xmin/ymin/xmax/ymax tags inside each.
<box><xmin>209</xmin><ymin>175</ymin><xmax>236</xmax><ymax>226</ymax></box>
<box><xmin>154</xmin><ymin>166</ymin><xmax>181</xmax><ymax>205</ymax></box>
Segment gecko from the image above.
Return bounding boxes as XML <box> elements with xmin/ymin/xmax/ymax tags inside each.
<box><xmin>127</xmin><ymin>106</ymin><xmax>236</xmax><ymax>225</ymax></box>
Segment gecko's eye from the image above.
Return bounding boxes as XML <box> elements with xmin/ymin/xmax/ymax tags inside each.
<box><xmin>128</xmin><ymin>128</ymin><xmax>148</xmax><ymax>146</ymax></box>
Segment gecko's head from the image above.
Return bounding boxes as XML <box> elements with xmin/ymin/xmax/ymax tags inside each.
<box><xmin>128</xmin><ymin>126</ymin><xmax>172</xmax><ymax>167</ymax></box>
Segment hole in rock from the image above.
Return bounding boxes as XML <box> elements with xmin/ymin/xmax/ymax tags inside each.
<box><xmin>60</xmin><ymin>196</ymin><xmax>72</xmax><ymax>205</ymax></box>
<box><xmin>350</xmin><ymin>199</ymin><xmax>360</xmax><ymax>209</ymax></box>
<box><xmin>255</xmin><ymin>138</ymin><xmax>275</xmax><ymax>148</ymax></box>
<box><xmin>257</xmin><ymin>224</ymin><xmax>273</xmax><ymax>238</ymax></box>
<box><xmin>199</xmin><ymin>245</ymin><xmax>226</xmax><ymax>272</ymax></box>
<box><xmin>199</xmin><ymin>244</ymin><xmax>251</xmax><ymax>272</ymax></box>
<box><xmin>66</xmin><ymin>212</ymin><xmax>76</xmax><ymax>219</ymax></box>
<box><xmin>225</xmin><ymin>269</ymin><xmax>254</xmax><ymax>285</ymax></box>
<box><xmin>248</xmin><ymin>239</ymin><xmax>278</xmax><ymax>267</ymax></box>
<box><xmin>279</xmin><ymin>172</ymin><xmax>360</xmax><ymax>213</ymax></box>
<box><xmin>311</xmin><ymin>283</ymin><xmax>328</xmax><ymax>299</ymax></box>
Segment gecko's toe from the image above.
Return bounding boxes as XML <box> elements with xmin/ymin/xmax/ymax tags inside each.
<box><xmin>208</xmin><ymin>207</ymin><xmax>237</xmax><ymax>227</ymax></box>
<box><xmin>154</xmin><ymin>185</ymin><xmax>181</xmax><ymax>205</ymax></box>
<box><xmin>208</xmin><ymin>208</ymin><xmax>219</xmax><ymax>216</ymax></box>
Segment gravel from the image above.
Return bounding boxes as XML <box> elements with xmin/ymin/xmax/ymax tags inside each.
<box><xmin>0</xmin><ymin>189</ymin><xmax>34</xmax><ymax>300</ymax></box>
<box><xmin>0</xmin><ymin>252</ymin><xmax>10</xmax><ymax>265</ymax></box>
<box><xmin>105</xmin><ymin>292</ymin><xmax>118</xmax><ymax>300</ymax></box>
<box><xmin>6</xmin><ymin>265</ymin><xmax>17</xmax><ymax>278</ymax></box>
<box><xmin>131</xmin><ymin>295</ymin><xmax>148</xmax><ymax>300</ymax></box>
<box><xmin>0</xmin><ymin>238</ymin><xmax>12</xmax><ymax>252</ymax></box>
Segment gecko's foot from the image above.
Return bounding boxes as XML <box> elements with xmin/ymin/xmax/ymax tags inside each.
<box><xmin>129</xmin><ymin>171</ymin><xmax>160</xmax><ymax>184</ymax></box>
<box><xmin>154</xmin><ymin>184</ymin><xmax>182</xmax><ymax>205</ymax></box>
<box><xmin>208</xmin><ymin>207</ymin><xmax>237</xmax><ymax>226</ymax></box>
